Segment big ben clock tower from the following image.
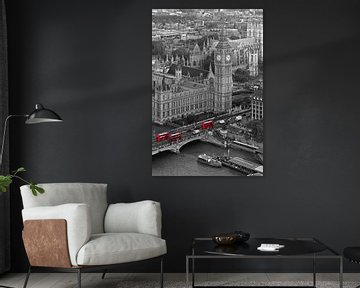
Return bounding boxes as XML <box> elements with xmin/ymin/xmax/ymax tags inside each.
<box><xmin>214</xmin><ymin>28</ymin><xmax>233</xmax><ymax>112</ymax></box>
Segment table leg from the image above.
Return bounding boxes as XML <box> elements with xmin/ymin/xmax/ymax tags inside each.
<box><xmin>313</xmin><ymin>254</ymin><xmax>316</xmax><ymax>287</ymax></box>
<box><xmin>192</xmin><ymin>247</ymin><xmax>195</xmax><ymax>288</ymax></box>
<box><xmin>192</xmin><ymin>257</ymin><xmax>195</xmax><ymax>288</ymax></box>
<box><xmin>186</xmin><ymin>257</ymin><xmax>189</xmax><ymax>288</ymax></box>
<box><xmin>339</xmin><ymin>257</ymin><xmax>343</xmax><ymax>288</ymax></box>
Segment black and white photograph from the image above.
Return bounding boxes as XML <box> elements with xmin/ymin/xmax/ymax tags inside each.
<box><xmin>152</xmin><ymin>9</ymin><xmax>264</xmax><ymax>176</ymax></box>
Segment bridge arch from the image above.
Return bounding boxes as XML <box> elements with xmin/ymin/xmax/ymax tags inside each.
<box><xmin>176</xmin><ymin>138</ymin><xmax>202</xmax><ymax>151</ymax></box>
<box><xmin>152</xmin><ymin>135</ymin><xmax>204</xmax><ymax>156</ymax></box>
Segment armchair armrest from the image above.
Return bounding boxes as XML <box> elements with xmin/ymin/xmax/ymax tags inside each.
<box><xmin>22</xmin><ymin>203</ymin><xmax>91</xmax><ymax>266</ymax></box>
<box><xmin>104</xmin><ymin>200</ymin><xmax>162</xmax><ymax>237</ymax></box>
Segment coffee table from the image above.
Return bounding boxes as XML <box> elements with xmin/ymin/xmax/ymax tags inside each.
<box><xmin>186</xmin><ymin>237</ymin><xmax>343</xmax><ymax>288</ymax></box>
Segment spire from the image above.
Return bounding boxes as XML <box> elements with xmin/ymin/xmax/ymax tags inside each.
<box><xmin>216</xmin><ymin>24</ymin><xmax>231</xmax><ymax>49</ymax></box>
<box><xmin>175</xmin><ymin>63</ymin><xmax>182</xmax><ymax>82</ymax></box>
<box><xmin>193</xmin><ymin>43</ymin><xmax>201</xmax><ymax>54</ymax></box>
<box><xmin>220</xmin><ymin>25</ymin><xmax>226</xmax><ymax>41</ymax></box>
<box><xmin>202</xmin><ymin>45</ymin><xmax>207</xmax><ymax>54</ymax></box>
<box><xmin>162</xmin><ymin>76</ymin><xmax>166</xmax><ymax>90</ymax></box>
<box><xmin>209</xmin><ymin>62</ymin><xmax>214</xmax><ymax>75</ymax></box>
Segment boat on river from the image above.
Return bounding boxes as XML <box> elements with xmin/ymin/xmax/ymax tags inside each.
<box><xmin>197</xmin><ymin>154</ymin><xmax>222</xmax><ymax>168</ymax></box>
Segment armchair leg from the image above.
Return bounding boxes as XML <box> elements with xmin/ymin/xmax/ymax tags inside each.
<box><xmin>160</xmin><ymin>257</ymin><xmax>164</xmax><ymax>288</ymax></box>
<box><xmin>77</xmin><ymin>269</ymin><xmax>81</xmax><ymax>288</ymax></box>
<box><xmin>101</xmin><ymin>270</ymin><xmax>107</xmax><ymax>279</ymax></box>
<box><xmin>23</xmin><ymin>266</ymin><xmax>31</xmax><ymax>288</ymax></box>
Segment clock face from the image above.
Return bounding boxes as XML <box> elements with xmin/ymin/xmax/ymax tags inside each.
<box><xmin>216</xmin><ymin>55</ymin><xmax>221</xmax><ymax>61</ymax></box>
<box><xmin>226</xmin><ymin>54</ymin><xmax>231</xmax><ymax>62</ymax></box>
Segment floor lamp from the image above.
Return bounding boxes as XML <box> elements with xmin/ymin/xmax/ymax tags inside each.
<box><xmin>0</xmin><ymin>103</ymin><xmax>62</xmax><ymax>288</ymax></box>
<box><xmin>0</xmin><ymin>103</ymin><xmax>63</xmax><ymax>167</ymax></box>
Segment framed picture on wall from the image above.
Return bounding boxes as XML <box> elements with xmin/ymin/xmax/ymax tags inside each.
<box><xmin>152</xmin><ymin>9</ymin><xmax>263</xmax><ymax>176</ymax></box>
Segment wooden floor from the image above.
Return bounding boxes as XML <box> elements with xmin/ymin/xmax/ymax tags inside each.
<box><xmin>0</xmin><ymin>273</ymin><xmax>359</xmax><ymax>288</ymax></box>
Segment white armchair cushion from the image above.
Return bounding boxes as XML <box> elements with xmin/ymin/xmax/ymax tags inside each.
<box><xmin>104</xmin><ymin>201</ymin><xmax>162</xmax><ymax>237</ymax></box>
<box><xmin>20</xmin><ymin>183</ymin><xmax>108</xmax><ymax>234</ymax></box>
<box><xmin>22</xmin><ymin>204</ymin><xmax>91</xmax><ymax>266</ymax></box>
<box><xmin>76</xmin><ymin>233</ymin><xmax>167</xmax><ymax>266</ymax></box>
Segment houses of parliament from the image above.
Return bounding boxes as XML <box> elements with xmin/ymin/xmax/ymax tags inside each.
<box><xmin>152</xmin><ymin>29</ymin><xmax>261</xmax><ymax>125</ymax></box>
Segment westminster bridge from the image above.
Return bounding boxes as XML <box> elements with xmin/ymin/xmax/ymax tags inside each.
<box><xmin>152</xmin><ymin>131</ymin><xmax>225</xmax><ymax>156</ymax></box>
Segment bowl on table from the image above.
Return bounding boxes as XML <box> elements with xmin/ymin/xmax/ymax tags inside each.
<box><xmin>212</xmin><ymin>231</ymin><xmax>250</xmax><ymax>246</ymax></box>
<box><xmin>212</xmin><ymin>233</ymin><xmax>237</xmax><ymax>245</ymax></box>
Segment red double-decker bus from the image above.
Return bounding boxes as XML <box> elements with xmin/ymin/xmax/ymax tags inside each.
<box><xmin>168</xmin><ymin>132</ymin><xmax>181</xmax><ymax>141</ymax></box>
<box><xmin>201</xmin><ymin>120</ymin><xmax>214</xmax><ymax>129</ymax></box>
<box><xmin>155</xmin><ymin>132</ymin><xmax>170</xmax><ymax>142</ymax></box>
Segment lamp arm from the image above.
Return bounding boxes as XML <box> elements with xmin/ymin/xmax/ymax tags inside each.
<box><xmin>0</xmin><ymin>114</ymin><xmax>28</xmax><ymax>169</ymax></box>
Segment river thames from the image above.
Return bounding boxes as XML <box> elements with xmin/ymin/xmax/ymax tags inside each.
<box><xmin>152</xmin><ymin>141</ymin><xmax>260</xmax><ymax>176</ymax></box>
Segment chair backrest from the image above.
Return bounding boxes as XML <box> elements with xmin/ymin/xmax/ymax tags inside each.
<box><xmin>20</xmin><ymin>183</ymin><xmax>108</xmax><ymax>234</ymax></box>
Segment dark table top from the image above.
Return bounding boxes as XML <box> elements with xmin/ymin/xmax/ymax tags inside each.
<box><xmin>191</xmin><ymin>237</ymin><xmax>340</xmax><ymax>257</ymax></box>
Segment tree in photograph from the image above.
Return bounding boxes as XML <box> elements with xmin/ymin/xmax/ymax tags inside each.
<box><xmin>197</xmin><ymin>35</ymin><xmax>211</xmax><ymax>48</ymax></box>
<box><xmin>245</xmin><ymin>120</ymin><xmax>264</xmax><ymax>143</ymax></box>
<box><xmin>184</xmin><ymin>114</ymin><xmax>197</xmax><ymax>125</ymax></box>
<box><xmin>208</xmin><ymin>33</ymin><xmax>219</xmax><ymax>40</ymax></box>
<box><xmin>258</xmin><ymin>62</ymin><xmax>263</xmax><ymax>74</ymax></box>
<box><xmin>233</xmin><ymin>68</ymin><xmax>251</xmax><ymax>83</ymax></box>
<box><xmin>152</xmin><ymin>15</ymin><xmax>184</xmax><ymax>25</ymax></box>
<box><xmin>152</xmin><ymin>41</ymin><xmax>165</xmax><ymax>56</ymax></box>
<box><xmin>229</xmin><ymin>35</ymin><xmax>240</xmax><ymax>40</ymax></box>
<box><xmin>240</xmin><ymin>96</ymin><xmax>251</xmax><ymax>107</ymax></box>
<box><xmin>203</xmin><ymin>54</ymin><xmax>214</xmax><ymax>71</ymax></box>
<box><xmin>205</xmin><ymin>22</ymin><xmax>218</xmax><ymax>29</ymax></box>
<box><xmin>172</xmin><ymin>47</ymin><xmax>188</xmax><ymax>58</ymax></box>
<box><xmin>232</xmin><ymin>95</ymin><xmax>251</xmax><ymax>108</ymax></box>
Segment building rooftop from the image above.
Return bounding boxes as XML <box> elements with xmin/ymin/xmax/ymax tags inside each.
<box><xmin>153</xmin><ymin>71</ymin><xmax>176</xmax><ymax>80</ymax></box>
<box><xmin>168</xmin><ymin>64</ymin><xmax>210</xmax><ymax>78</ymax></box>
<box><xmin>181</xmin><ymin>80</ymin><xmax>207</xmax><ymax>90</ymax></box>
<box><xmin>211</xmin><ymin>37</ymin><xmax>257</xmax><ymax>50</ymax></box>
<box><xmin>228</xmin><ymin>37</ymin><xmax>256</xmax><ymax>48</ymax></box>
<box><xmin>215</xmin><ymin>38</ymin><xmax>232</xmax><ymax>49</ymax></box>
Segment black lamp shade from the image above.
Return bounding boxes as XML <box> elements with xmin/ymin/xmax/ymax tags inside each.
<box><xmin>25</xmin><ymin>104</ymin><xmax>63</xmax><ymax>124</ymax></box>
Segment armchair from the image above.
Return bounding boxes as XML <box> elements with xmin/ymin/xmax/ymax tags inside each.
<box><xmin>20</xmin><ymin>183</ymin><xmax>166</xmax><ymax>288</ymax></box>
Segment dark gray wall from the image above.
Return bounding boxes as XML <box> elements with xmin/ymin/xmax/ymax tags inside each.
<box><xmin>0</xmin><ymin>0</ymin><xmax>10</xmax><ymax>274</ymax></box>
<box><xmin>6</xmin><ymin>0</ymin><xmax>360</xmax><ymax>272</ymax></box>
